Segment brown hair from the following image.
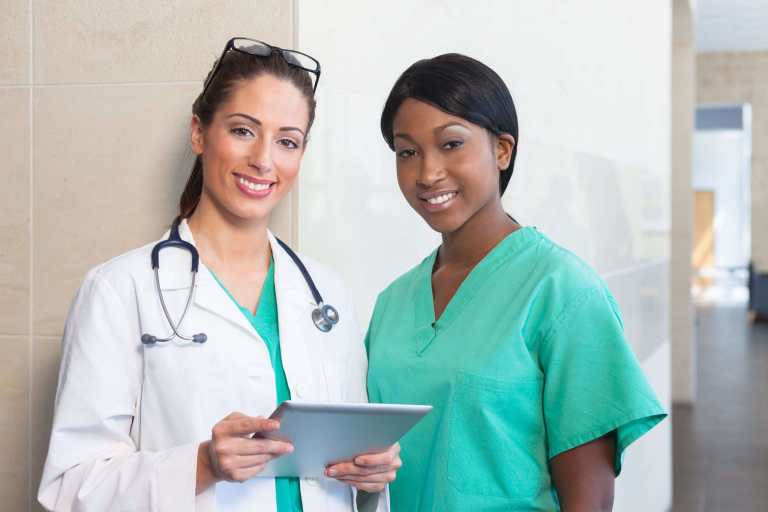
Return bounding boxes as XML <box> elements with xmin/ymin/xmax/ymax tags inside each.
<box><xmin>179</xmin><ymin>50</ymin><xmax>317</xmax><ymax>219</ymax></box>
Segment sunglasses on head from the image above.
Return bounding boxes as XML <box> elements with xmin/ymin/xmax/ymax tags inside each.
<box><xmin>202</xmin><ymin>37</ymin><xmax>322</xmax><ymax>97</ymax></box>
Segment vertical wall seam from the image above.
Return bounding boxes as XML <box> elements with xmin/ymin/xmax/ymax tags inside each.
<box><xmin>28</xmin><ymin>0</ymin><xmax>34</xmax><ymax>507</ymax></box>
<box><xmin>291</xmin><ymin>0</ymin><xmax>300</xmax><ymax>249</ymax></box>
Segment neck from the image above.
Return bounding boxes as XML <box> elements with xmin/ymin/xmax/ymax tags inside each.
<box><xmin>186</xmin><ymin>191</ymin><xmax>271</xmax><ymax>271</ymax></box>
<box><xmin>439</xmin><ymin>197</ymin><xmax>518</xmax><ymax>268</ymax></box>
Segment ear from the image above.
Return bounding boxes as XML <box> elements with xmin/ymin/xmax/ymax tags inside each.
<box><xmin>190</xmin><ymin>115</ymin><xmax>204</xmax><ymax>156</ymax></box>
<box><xmin>495</xmin><ymin>133</ymin><xmax>516</xmax><ymax>171</ymax></box>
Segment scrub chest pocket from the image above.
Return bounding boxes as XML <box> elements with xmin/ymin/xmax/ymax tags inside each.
<box><xmin>447</xmin><ymin>371</ymin><xmax>545</xmax><ymax>499</ymax></box>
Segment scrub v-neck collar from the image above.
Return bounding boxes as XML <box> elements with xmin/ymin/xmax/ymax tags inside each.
<box><xmin>412</xmin><ymin>226</ymin><xmax>541</xmax><ymax>356</ymax></box>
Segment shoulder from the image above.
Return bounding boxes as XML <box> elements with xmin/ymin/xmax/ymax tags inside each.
<box><xmin>280</xmin><ymin>250</ymin><xmax>358</xmax><ymax>313</ymax></box>
<box><xmin>78</xmin><ymin>241</ymin><xmax>157</xmax><ymax>294</ymax></box>
<box><xmin>366</xmin><ymin>250</ymin><xmax>435</xmax><ymax>332</ymax></box>
<box><xmin>520</xmin><ymin>229</ymin><xmax>612</xmax><ymax>302</ymax></box>
<box><xmin>377</xmin><ymin>251</ymin><xmax>433</xmax><ymax>305</ymax></box>
<box><xmin>291</xmin><ymin>251</ymin><xmax>349</xmax><ymax>290</ymax></box>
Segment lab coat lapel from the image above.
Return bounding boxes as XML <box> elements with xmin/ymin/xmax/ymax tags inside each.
<box><xmin>269</xmin><ymin>231</ymin><xmax>313</xmax><ymax>335</ymax></box>
<box><xmin>269</xmin><ymin>231</ymin><xmax>315</xmax><ymax>388</ymax></box>
<box><xmin>166</xmin><ymin>219</ymin><xmax>258</xmax><ymax>338</ymax></box>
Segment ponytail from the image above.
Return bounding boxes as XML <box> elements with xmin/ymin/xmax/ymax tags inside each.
<box><xmin>179</xmin><ymin>155</ymin><xmax>204</xmax><ymax>219</ymax></box>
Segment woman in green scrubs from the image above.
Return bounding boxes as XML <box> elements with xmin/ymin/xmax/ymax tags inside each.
<box><xmin>365</xmin><ymin>53</ymin><xmax>667</xmax><ymax>511</ymax></box>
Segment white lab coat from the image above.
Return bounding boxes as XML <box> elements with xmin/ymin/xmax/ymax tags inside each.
<box><xmin>38</xmin><ymin>220</ymin><xmax>388</xmax><ymax>512</ymax></box>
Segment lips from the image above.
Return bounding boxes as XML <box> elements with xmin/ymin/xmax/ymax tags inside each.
<box><xmin>419</xmin><ymin>190</ymin><xmax>458</xmax><ymax>212</ymax></box>
<box><xmin>233</xmin><ymin>173</ymin><xmax>275</xmax><ymax>198</ymax></box>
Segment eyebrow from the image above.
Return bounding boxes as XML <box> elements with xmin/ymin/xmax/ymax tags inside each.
<box><xmin>227</xmin><ymin>113</ymin><xmax>306</xmax><ymax>137</ymax></box>
<box><xmin>433</xmin><ymin>121</ymin><xmax>470</xmax><ymax>134</ymax></box>
<box><xmin>393</xmin><ymin>132</ymin><xmax>416</xmax><ymax>143</ymax></box>
<box><xmin>393</xmin><ymin>121</ymin><xmax>470</xmax><ymax>143</ymax></box>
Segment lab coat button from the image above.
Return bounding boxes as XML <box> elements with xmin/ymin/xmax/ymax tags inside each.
<box><xmin>306</xmin><ymin>477</ymin><xmax>318</xmax><ymax>486</ymax></box>
<box><xmin>296</xmin><ymin>382</ymin><xmax>307</xmax><ymax>398</ymax></box>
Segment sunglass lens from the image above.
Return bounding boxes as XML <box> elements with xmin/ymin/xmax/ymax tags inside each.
<box><xmin>233</xmin><ymin>39</ymin><xmax>272</xmax><ymax>57</ymax></box>
<box><xmin>283</xmin><ymin>51</ymin><xmax>319</xmax><ymax>72</ymax></box>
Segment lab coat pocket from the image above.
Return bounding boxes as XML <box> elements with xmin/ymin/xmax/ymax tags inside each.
<box><xmin>323</xmin><ymin>362</ymin><xmax>344</xmax><ymax>402</ymax></box>
<box><xmin>447</xmin><ymin>371</ymin><xmax>545</xmax><ymax>499</ymax></box>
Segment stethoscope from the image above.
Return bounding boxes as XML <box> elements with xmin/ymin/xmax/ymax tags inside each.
<box><xmin>140</xmin><ymin>217</ymin><xmax>339</xmax><ymax>345</ymax></box>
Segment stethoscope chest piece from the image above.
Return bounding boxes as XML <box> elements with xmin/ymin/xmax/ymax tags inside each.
<box><xmin>312</xmin><ymin>303</ymin><xmax>339</xmax><ymax>332</ymax></box>
<box><xmin>274</xmin><ymin>237</ymin><xmax>340</xmax><ymax>333</ymax></box>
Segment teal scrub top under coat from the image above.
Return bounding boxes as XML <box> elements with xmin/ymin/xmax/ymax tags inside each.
<box><xmin>211</xmin><ymin>260</ymin><xmax>303</xmax><ymax>512</ymax></box>
<box><xmin>365</xmin><ymin>227</ymin><xmax>667</xmax><ymax>512</ymax></box>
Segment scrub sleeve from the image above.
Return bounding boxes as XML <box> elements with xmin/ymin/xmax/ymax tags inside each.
<box><xmin>540</xmin><ymin>286</ymin><xmax>665</xmax><ymax>474</ymax></box>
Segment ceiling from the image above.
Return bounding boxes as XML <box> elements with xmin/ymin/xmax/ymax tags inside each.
<box><xmin>696</xmin><ymin>0</ymin><xmax>768</xmax><ymax>53</ymax></box>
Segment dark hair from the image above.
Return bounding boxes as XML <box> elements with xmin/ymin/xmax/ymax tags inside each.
<box><xmin>380</xmin><ymin>53</ymin><xmax>519</xmax><ymax>195</ymax></box>
<box><xmin>179</xmin><ymin>50</ymin><xmax>317</xmax><ymax>219</ymax></box>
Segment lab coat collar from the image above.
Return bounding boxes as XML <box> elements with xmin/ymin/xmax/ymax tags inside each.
<box><xmin>157</xmin><ymin>218</ymin><xmax>313</xmax><ymax>340</ymax></box>
<box><xmin>161</xmin><ymin>219</ymin><xmax>255</xmax><ymax>337</ymax></box>
<box><xmin>268</xmin><ymin>230</ymin><xmax>316</xmax><ymax>338</ymax></box>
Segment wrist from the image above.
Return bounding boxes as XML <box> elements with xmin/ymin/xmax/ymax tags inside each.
<box><xmin>196</xmin><ymin>440</ymin><xmax>220</xmax><ymax>493</ymax></box>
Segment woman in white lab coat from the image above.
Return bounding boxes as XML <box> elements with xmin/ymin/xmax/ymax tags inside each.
<box><xmin>38</xmin><ymin>39</ymin><xmax>399</xmax><ymax>512</ymax></box>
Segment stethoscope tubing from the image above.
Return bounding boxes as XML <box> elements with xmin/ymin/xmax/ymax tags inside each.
<box><xmin>151</xmin><ymin>267</ymin><xmax>199</xmax><ymax>343</ymax></box>
<box><xmin>142</xmin><ymin>217</ymin><xmax>338</xmax><ymax>345</ymax></box>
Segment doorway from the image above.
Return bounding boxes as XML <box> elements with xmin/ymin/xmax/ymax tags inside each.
<box><xmin>691</xmin><ymin>104</ymin><xmax>752</xmax><ymax>306</ymax></box>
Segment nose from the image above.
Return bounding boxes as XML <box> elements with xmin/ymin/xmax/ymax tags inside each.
<box><xmin>248</xmin><ymin>138</ymin><xmax>273</xmax><ymax>174</ymax></box>
<box><xmin>418</xmin><ymin>149</ymin><xmax>447</xmax><ymax>188</ymax></box>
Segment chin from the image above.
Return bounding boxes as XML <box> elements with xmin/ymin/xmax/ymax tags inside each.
<box><xmin>420</xmin><ymin>213</ymin><xmax>465</xmax><ymax>235</ymax></box>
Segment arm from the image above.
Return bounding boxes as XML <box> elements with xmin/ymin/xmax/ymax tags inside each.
<box><xmin>38</xmin><ymin>270</ymin><xmax>199</xmax><ymax>511</ymax></box>
<box><xmin>550</xmin><ymin>432</ymin><xmax>616</xmax><ymax>512</ymax></box>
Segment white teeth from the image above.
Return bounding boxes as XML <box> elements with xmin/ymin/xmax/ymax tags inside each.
<box><xmin>427</xmin><ymin>192</ymin><xmax>456</xmax><ymax>205</ymax></box>
<box><xmin>239</xmin><ymin>176</ymin><xmax>271</xmax><ymax>191</ymax></box>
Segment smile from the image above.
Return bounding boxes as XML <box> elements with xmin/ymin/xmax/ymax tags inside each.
<box><xmin>238</xmin><ymin>176</ymin><xmax>271</xmax><ymax>191</ymax></box>
<box><xmin>233</xmin><ymin>173</ymin><xmax>275</xmax><ymax>198</ymax></box>
<box><xmin>425</xmin><ymin>192</ymin><xmax>456</xmax><ymax>205</ymax></box>
<box><xmin>420</xmin><ymin>191</ymin><xmax>458</xmax><ymax>212</ymax></box>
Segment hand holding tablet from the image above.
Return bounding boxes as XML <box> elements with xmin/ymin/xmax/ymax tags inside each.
<box><xmin>255</xmin><ymin>401</ymin><xmax>432</xmax><ymax>478</ymax></box>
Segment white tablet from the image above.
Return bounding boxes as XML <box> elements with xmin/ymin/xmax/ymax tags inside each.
<box><xmin>256</xmin><ymin>401</ymin><xmax>432</xmax><ymax>477</ymax></box>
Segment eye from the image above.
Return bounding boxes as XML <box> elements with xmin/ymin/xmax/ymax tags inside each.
<box><xmin>231</xmin><ymin>126</ymin><xmax>253</xmax><ymax>137</ymax></box>
<box><xmin>397</xmin><ymin>149</ymin><xmax>418</xmax><ymax>159</ymax></box>
<box><xmin>278</xmin><ymin>139</ymin><xmax>300</xmax><ymax>149</ymax></box>
<box><xmin>443</xmin><ymin>140</ymin><xmax>463</xmax><ymax>150</ymax></box>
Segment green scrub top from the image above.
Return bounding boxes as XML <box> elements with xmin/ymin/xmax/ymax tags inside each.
<box><xmin>211</xmin><ymin>260</ymin><xmax>303</xmax><ymax>512</ymax></box>
<box><xmin>365</xmin><ymin>227</ymin><xmax>667</xmax><ymax>511</ymax></box>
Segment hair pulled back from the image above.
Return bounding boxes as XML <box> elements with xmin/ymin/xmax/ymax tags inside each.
<box><xmin>380</xmin><ymin>53</ymin><xmax>519</xmax><ymax>196</ymax></box>
<box><xmin>179</xmin><ymin>49</ymin><xmax>317</xmax><ymax>219</ymax></box>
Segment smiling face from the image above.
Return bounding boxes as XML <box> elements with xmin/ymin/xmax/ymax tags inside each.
<box><xmin>392</xmin><ymin>98</ymin><xmax>514</xmax><ymax>234</ymax></box>
<box><xmin>190</xmin><ymin>74</ymin><xmax>310</xmax><ymax>223</ymax></box>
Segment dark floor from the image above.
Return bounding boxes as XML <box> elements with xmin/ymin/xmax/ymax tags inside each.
<box><xmin>672</xmin><ymin>307</ymin><xmax>768</xmax><ymax>512</ymax></box>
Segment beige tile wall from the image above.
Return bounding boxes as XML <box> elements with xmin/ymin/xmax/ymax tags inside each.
<box><xmin>0</xmin><ymin>0</ymin><xmax>30</xmax><ymax>84</ymax></box>
<box><xmin>0</xmin><ymin>3</ymin><xmax>293</xmax><ymax>509</ymax></box>
<box><xmin>0</xmin><ymin>338</ymin><xmax>30</xmax><ymax>512</ymax></box>
<box><xmin>697</xmin><ymin>51</ymin><xmax>768</xmax><ymax>268</ymax></box>
<box><xmin>0</xmin><ymin>89</ymin><xmax>30</xmax><ymax>334</ymax></box>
